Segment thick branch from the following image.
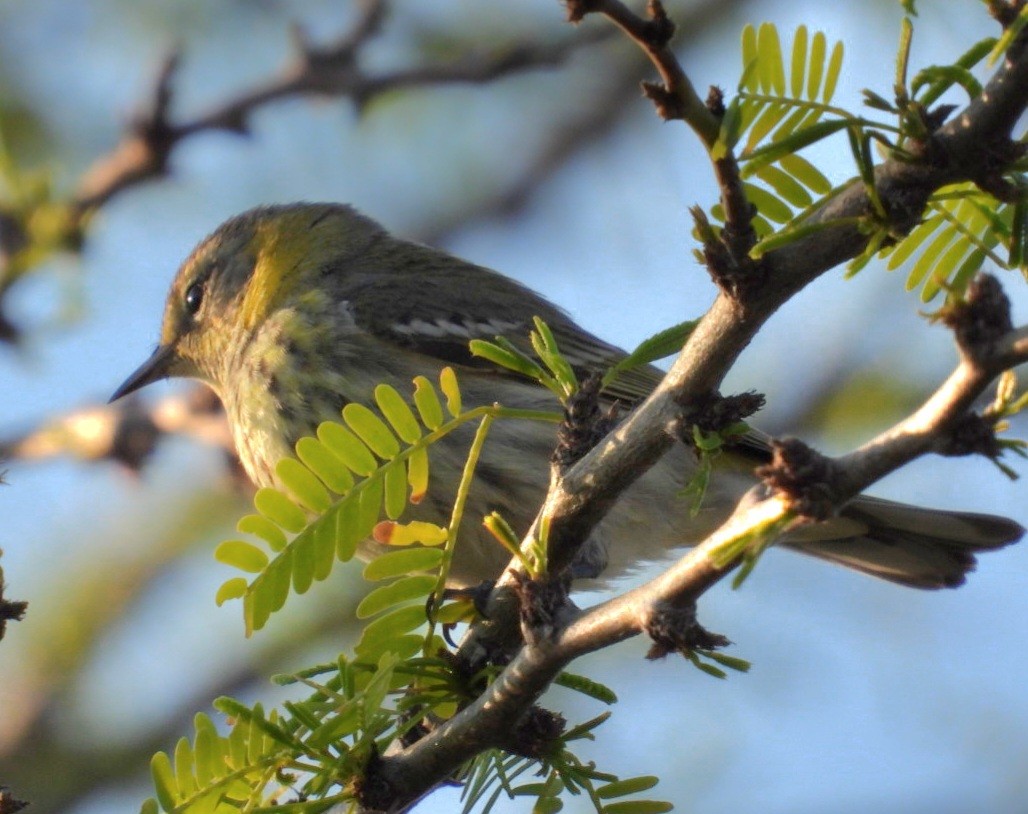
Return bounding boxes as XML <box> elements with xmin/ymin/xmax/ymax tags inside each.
<box><xmin>415</xmin><ymin>15</ymin><xmax>1028</xmax><ymax>813</ymax></box>
<box><xmin>372</xmin><ymin>295</ymin><xmax>1028</xmax><ymax>809</ymax></box>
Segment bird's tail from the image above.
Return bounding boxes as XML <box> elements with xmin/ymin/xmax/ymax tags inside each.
<box><xmin>781</xmin><ymin>495</ymin><xmax>1024</xmax><ymax>588</ymax></box>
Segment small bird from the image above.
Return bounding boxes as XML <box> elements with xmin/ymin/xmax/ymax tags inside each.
<box><xmin>112</xmin><ymin>203</ymin><xmax>1023</xmax><ymax>589</ymax></box>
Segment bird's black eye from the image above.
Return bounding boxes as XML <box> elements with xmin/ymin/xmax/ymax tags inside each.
<box><xmin>184</xmin><ymin>282</ymin><xmax>204</xmax><ymax>315</ymax></box>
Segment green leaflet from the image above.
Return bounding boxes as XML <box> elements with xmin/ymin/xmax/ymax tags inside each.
<box><xmin>276</xmin><ymin>456</ymin><xmax>331</xmax><ymax>512</ymax></box>
<box><xmin>375</xmin><ymin>383</ymin><xmax>422</xmax><ymax>444</ymax></box>
<box><xmin>215</xmin><ymin>540</ymin><xmax>268</xmax><ymax>573</ymax></box>
<box><xmin>343</xmin><ymin>402</ymin><xmax>399</xmax><ymax>458</ymax></box>
<box><xmin>254</xmin><ymin>488</ymin><xmax>306</xmax><ymax>533</ymax></box>
<box><xmin>215</xmin><ymin>367</ymin><xmax>524</xmax><ymax>635</ymax></box>
<box><xmin>356</xmin><ymin>574</ymin><xmax>437</xmax><ymax>619</ymax></box>
<box><xmin>295</xmin><ymin>436</ymin><xmax>354</xmax><ymax>494</ymax></box>
<box><xmin>363</xmin><ymin>547</ymin><xmax>445</xmax><ymax>580</ymax></box>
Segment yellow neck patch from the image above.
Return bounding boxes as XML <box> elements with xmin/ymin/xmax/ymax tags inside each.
<box><xmin>239</xmin><ymin>212</ymin><xmax>317</xmax><ymax>330</ymax></box>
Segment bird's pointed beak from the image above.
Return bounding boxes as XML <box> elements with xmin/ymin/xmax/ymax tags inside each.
<box><xmin>109</xmin><ymin>344</ymin><xmax>178</xmax><ymax>403</ymax></box>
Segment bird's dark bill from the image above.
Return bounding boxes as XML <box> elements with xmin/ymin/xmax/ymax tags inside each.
<box><xmin>109</xmin><ymin>344</ymin><xmax>176</xmax><ymax>402</ymax></box>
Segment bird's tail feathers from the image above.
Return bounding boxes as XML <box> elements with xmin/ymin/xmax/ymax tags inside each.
<box><xmin>781</xmin><ymin>496</ymin><xmax>1023</xmax><ymax>589</ymax></box>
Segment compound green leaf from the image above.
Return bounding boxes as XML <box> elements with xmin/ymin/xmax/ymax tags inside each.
<box><xmin>779</xmin><ymin>153</ymin><xmax>831</xmax><ymax>194</ymax></box>
<box><xmin>375</xmin><ymin>384</ymin><xmax>422</xmax><ymax>443</ymax></box>
<box><xmin>597</xmin><ymin>777</ymin><xmax>660</xmax><ymax>799</ymax></box>
<box><xmin>275</xmin><ymin>457</ymin><xmax>331</xmax><ymax>513</ymax></box>
<box><xmin>372</xmin><ymin>519</ymin><xmax>447</xmax><ymax>547</ymax></box>
<box><xmin>312</xmin><ymin>515</ymin><xmax>336</xmax><ymax>581</ymax></box>
<box><xmin>753</xmin><ymin>164</ymin><xmax>812</xmax><ymax>207</ymax></box>
<box><xmin>601</xmin><ymin>801</ymin><xmax>674</xmax><ymax>813</ymax></box>
<box><xmin>384</xmin><ymin>463</ymin><xmax>407</xmax><ymax>520</ymax></box>
<box><xmin>254</xmin><ymin>488</ymin><xmax>306</xmax><ymax>534</ymax></box>
<box><xmin>439</xmin><ymin>367</ymin><xmax>462</xmax><ymax>416</ymax></box>
<box><xmin>216</xmin><ymin>577</ymin><xmax>247</xmax><ymax>606</ymax></box>
<box><xmin>407</xmin><ymin>447</ymin><xmax>429</xmax><ymax>505</ymax></box>
<box><xmin>554</xmin><ymin>672</ymin><xmax>618</xmax><ymax>704</ymax></box>
<box><xmin>354</xmin><ymin>605</ymin><xmax>428</xmax><ymax>657</ymax></box>
<box><xmin>740</xmin><ymin>25</ymin><xmax>759</xmax><ymax>91</ymax></box>
<box><xmin>757</xmin><ymin>23</ymin><xmax>785</xmax><ymax>94</ymax></box>
<box><xmin>192</xmin><ymin>715</ymin><xmax>219</xmax><ymax>787</ymax></box>
<box><xmin>215</xmin><ymin>540</ymin><xmax>269</xmax><ymax>574</ymax></box>
<box><xmin>295</xmin><ymin>436</ymin><xmax>354</xmax><ymax>494</ymax></box>
<box><xmin>745</xmin><ymin>102</ymin><xmax>789</xmax><ymax>153</ymax></box>
<box><xmin>886</xmin><ymin>214</ymin><xmax>944</xmax><ymax>270</ymax></box>
<box><xmin>470</xmin><ymin>339</ymin><xmax>546</xmax><ymax>381</ymax></box>
<box><xmin>317</xmin><ymin>421</ymin><xmax>377</xmax><ymax>476</ymax></box>
<box><xmin>343</xmin><ymin>403</ymin><xmax>400</xmax><ymax>459</ymax></box>
<box><xmin>356</xmin><ymin>575</ymin><xmax>437</xmax><ymax>619</ymax></box>
<box><xmin>292</xmin><ymin>531</ymin><xmax>315</xmax><ymax>595</ymax></box>
<box><xmin>263</xmin><ymin>551</ymin><xmax>292</xmax><ymax>617</ymax></box>
<box><xmin>807</xmin><ymin>30</ymin><xmax>827</xmax><ymax>100</ymax></box>
<box><xmin>906</xmin><ymin>223</ymin><xmax>958</xmax><ymax>291</ymax></box>
<box><xmin>744</xmin><ymin>119</ymin><xmax>849</xmax><ymax>169</ymax></box>
<box><xmin>790</xmin><ymin>24</ymin><xmax>808</xmax><ymax>98</ymax></box>
<box><xmin>823</xmin><ymin>40</ymin><xmax>844</xmax><ymax>101</ymax></box>
<box><xmin>150</xmin><ymin>752</ymin><xmax>177</xmax><ymax>812</ymax></box>
<box><xmin>743</xmin><ymin>183</ymin><xmax>792</xmax><ymax>223</ymax></box>
<box><xmin>363</xmin><ymin>547</ymin><xmax>445</xmax><ymax>580</ymax></box>
<box><xmin>359</xmin><ymin>477</ymin><xmax>383</xmax><ymax>539</ymax></box>
<box><xmin>238</xmin><ymin>513</ymin><xmax>287</xmax><ymax>552</ymax></box>
<box><xmin>173</xmin><ymin>737</ymin><xmax>196</xmax><ymax>796</ymax></box>
<box><xmin>335</xmin><ymin>497</ymin><xmax>363</xmax><ymax>562</ymax></box>
<box><xmin>412</xmin><ymin>376</ymin><xmax>444</xmax><ymax>429</ymax></box>
<box><xmin>949</xmin><ymin>247</ymin><xmax>988</xmax><ymax>299</ymax></box>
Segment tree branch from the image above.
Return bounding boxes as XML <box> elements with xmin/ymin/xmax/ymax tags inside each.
<box><xmin>383</xmin><ymin>9</ymin><xmax>1028</xmax><ymax>812</ymax></box>
<box><xmin>369</xmin><ymin>273</ymin><xmax>1028</xmax><ymax>810</ymax></box>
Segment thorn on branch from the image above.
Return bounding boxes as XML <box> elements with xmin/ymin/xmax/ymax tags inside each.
<box><xmin>675</xmin><ymin>390</ymin><xmax>765</xmax><ymax>445</ymax></box>
<box><xmin>641</xmin><ymin>80</ymin><xmax>686</xmax><ymax>120</ymax></box>
<box><xmin>705</xmin><ymin>85</ymin><xmax>725</xmax><ymax>117</ymax></box>
<box><xmin>934</xmin><ymin>411</ymin><xmax>1004</xmax><ymax>461</ymax></box>
<box><xmin>690</xmin><ymin>199</ymin><xmax>760</xmax><ymax>302</ymax></box>
<box><xmin>933</xmin><ymin>273</ymin><xmax>1013</xmax><ymax>359</ymax></box>
<box><xmin>924</xmin><ymin>103</ymin><xmax>957</xmax><ymax>133</ymax></box>
<box><xmin>507</xmin><ymin>706</ymin><xmax>566</xmax><ymax>759</ymax></box>
<box><xmin>353</xmin><ymin>744</ymin><xmax>391</xmax><ymax>813</ymax></box>
<box><xmin>756</xmin><ymin>437</ymin><xmax>837</xmax><ymax>521</ymax></box>
<box><xmin>642</xmin><ymin>1</ymin><xmax>676</xmax><ymax>50</ymax></box>
<box><xmin>510</xmin><ymin>571</ymin><xmax>572</xmax><ymax>646</ymax></box>
<box><xmin>644</xmin><ymin>601</ymin><xmax>729</xmax><ymax>660</ymax></box>
<box><xmin>552</xmin><ymin>373</ymin><xmax>618</xmax><ymax>476</ymax></box>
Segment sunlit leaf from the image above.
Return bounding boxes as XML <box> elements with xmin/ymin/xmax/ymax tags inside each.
<box><xmin>254</xmin><ymin>487</ymin><xmax>306</xmax><ymax>533</ymax></box>
<box><xmin>375</xmin><ymin>384</ymin><xmax>422</xmax><ymax>444</ymax></box>
<box><xmin>356</xmin><ymin>575</ymin><xmax>437</xmax><ymax>619</ymax></box>
<box><xmin>343</xmin><ymin>403</ymin><xmax>400</xmax><ymax>459</ymax></box>
<box><xmin>363</xmin><ymin>546</ymin><xmax>445</xmax><ymax>580</ymax></box>
<box><xmin>215</xmin><ymin>540</ymin><xmax>269</xmax><ymax>573</ymax></box>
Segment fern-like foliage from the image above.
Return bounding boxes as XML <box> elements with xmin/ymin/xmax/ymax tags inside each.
<box><xmin>139</xmin><ymin>652</ymin><xmax>670</xmax><ymax>812</ymax></box>
<box><xmin>711</xmin><ymin>20</ymin><xmax>1027</xmax><ymax>302</ymax></box>
<box><xmin>712</xmin><ymin>23</ymin><xmax>846</xmax><ymax>238</ymax></box>
<box><xmin>878</xmin><ymin>182</ymin><xmax>1028</xmax><ymax>301</ymax></box>
<box><xmin>215</xmin><ymin>367</ymin><xmax>484</xmax><ymax>635</ymax></box>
